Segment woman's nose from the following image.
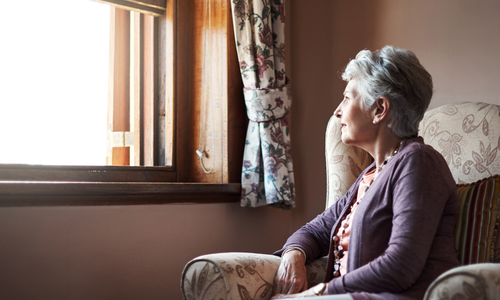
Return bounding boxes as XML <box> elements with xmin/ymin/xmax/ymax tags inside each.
<box><xmin>334</xmin><ymin>104</ymin><xmax>342</xmax><ymax>118</ymax></box>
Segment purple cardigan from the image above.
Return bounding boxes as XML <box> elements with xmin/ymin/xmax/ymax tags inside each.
<box><xmin>275</xmin><ymin>137</ymin><xmax>460</xmax><ymax>300</ymax></box>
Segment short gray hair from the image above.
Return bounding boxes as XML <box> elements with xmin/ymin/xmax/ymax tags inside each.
<box><xmin>342</xmin><ymin>46</ymin><xmax>433</xmax><ymax>138</ymax></box>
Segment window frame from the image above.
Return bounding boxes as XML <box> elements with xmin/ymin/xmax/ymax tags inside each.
<box><xmin>0</xmin><ymin>0</ymin><xmax>246</xmax><ymax>206</ymax></box>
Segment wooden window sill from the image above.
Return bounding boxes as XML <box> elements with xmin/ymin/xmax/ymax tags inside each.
<box><xmin>0</xmin><ymin>181</ymin><xmax>241</xmax><ymax>206</ymax></box>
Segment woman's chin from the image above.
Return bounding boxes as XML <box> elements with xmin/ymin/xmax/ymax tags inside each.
<box><xmin>341</xmin><ymin>136</ymin><xmax>351</xmax><ymax>145</ymax></box>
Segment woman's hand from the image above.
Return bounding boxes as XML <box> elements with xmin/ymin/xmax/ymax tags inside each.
<box><xmin>273</xmin><ymin>249</ymin><xmax>308</xmax><ymax>295</ymax></box>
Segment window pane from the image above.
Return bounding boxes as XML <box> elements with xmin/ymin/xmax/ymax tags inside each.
<box><xmin>0</xmin><ymin>0</ymin><xmax>110</xmax><ymax>166</ymax></box>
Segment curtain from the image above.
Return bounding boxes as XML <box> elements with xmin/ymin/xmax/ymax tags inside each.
<box><xmin>230</xmin><ymin>0</ymin><xmax>295</xmax><ymax>209</ymax></box>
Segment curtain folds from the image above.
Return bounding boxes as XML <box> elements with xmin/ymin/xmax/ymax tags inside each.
<box><xmin>230</xmin><ymin>0</ymin><xmax>295</xmax><ymax>209</ymax></box>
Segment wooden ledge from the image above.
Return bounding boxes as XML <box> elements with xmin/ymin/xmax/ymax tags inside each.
<box><xmin>0</xmin><ymin>181</ymin><xmax>241</xmax><ymax>206</ymax></box>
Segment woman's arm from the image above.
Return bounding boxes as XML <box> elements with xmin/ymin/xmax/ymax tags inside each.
<box><xmin>273</xmin><ymin>179</ymin><xmax>361</xmax><ymax>295</ymax></box>
<box><xmin>274</xmin><ymin>182</ymin><xmax>358</xmax><ymax>262</ymax></box>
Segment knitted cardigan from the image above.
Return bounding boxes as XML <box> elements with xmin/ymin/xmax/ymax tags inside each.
<box><xmin>275</xmin><ymin>137</ymin><xmax>460</xmax><ymax>300</ymax></box>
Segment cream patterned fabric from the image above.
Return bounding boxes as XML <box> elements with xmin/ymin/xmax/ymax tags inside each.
<box><xmin>325</xmin><ymin>116</ymin><xmax>373</xmax><ymax>209</ymax></box>
<box><xmin>181</xmin><ymin>253</ymin><xmax>327</xmax><ymax>300</ymax></box>
<box><xmin>231</xmin><ymin>0</ymin><xmax>295</xmax><ymax>209</ymax></box>
<box><xmin>419</xmin><ymin>102</ymin><xmax>500</xmax><ymax>184</ymax></box>
<box><xmin>424</xmin><ymin>263</ymin><xmax>500</xmax><ymax>300</ymax></box>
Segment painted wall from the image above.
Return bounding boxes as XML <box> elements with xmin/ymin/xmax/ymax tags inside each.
<box><xmin>0</xmin><ymin>204</ymin><xmax>292</xmax><ymax>299</ymax></box>
<box><xmin>1</xmin><ymin>1</ymin><xmax>500</xmax><ymax>299</ymax></box>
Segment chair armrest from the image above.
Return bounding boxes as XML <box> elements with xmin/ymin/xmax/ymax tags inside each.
<box><xmin>181</xmin><ymin>252</ymin><xmax>328</xmax><ymax>300</ymax></box>
<box><xmin>181</xmin><ymin>252</ymin><xmax>280</xmax><ymax>300</ymax></box>
<box><xmin>424</xmin><ymin>263</ymin><xmax>500</xmax><ymax>300</ymax></box>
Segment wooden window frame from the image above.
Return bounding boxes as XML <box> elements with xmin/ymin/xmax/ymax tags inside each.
<box><xmin>0</xmin><ymin>0</ymin><xmax>246</xmax><ymax>206</ymax></box>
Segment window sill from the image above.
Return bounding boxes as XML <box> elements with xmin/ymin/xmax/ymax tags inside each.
<box><xmin>0</xmin><ymin>181</ymin><xmax>241</xmax><ymax>206</ymax></box>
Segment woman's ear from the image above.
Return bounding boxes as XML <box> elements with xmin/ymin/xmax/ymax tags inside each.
<box><xmin>372</xmin><ymin>97</ymin><xmax>390</xmax><ymax>124</ymax></box>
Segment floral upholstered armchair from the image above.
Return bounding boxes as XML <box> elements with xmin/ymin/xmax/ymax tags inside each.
<box><xmin>181</xmin><ymin>102</ymin><xmax>500</xmax><ymax>300</ymax></box>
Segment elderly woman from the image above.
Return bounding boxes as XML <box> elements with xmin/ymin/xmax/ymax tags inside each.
<box><xmin>272</xmin><ymin>46</ymin><xmax>460</xmax><ymax>300</ymax></box>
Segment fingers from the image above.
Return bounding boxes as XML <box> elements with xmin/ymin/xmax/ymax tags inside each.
<box><xmin>288</xmin><ymin>276</ymin><xmax>307</xmax><ymax>294</ymax></box>
<box><xmin>273</xmin><ymin>265</ymin><xmax>289</xmax><ymax>294</ymax></box>
<box><xmin>273</xmin><ymin>262</ymin><xmax>308</xmax><ymax>295</ymax></box>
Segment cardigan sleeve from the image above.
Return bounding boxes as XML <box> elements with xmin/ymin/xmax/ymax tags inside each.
<box><xmin>328</xmin><ymin>144</ymin><xmax>458</xmax><ymax>294</ymax></box>
<box><xmin>274</xmin><ymin>179</ymin><xmax>360</xmax><ymax>263</ymax></box>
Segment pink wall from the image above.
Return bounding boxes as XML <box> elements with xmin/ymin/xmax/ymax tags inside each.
<box><xmin>0</xmin><ymin>204</ymin><xmax>292</xmax><ymax>299</ymax></box>
<box><xmin>1</xmin><ymin>1</ymin><xmax>500</xmax><ymax>299</ymax></box>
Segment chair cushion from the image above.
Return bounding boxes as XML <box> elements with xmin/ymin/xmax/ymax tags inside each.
<box><xmin>456</xmin><ymin>175</ymin><xmax>500</xmax><ymax>264</ymax></box>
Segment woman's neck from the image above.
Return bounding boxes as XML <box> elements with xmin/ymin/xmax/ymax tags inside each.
<box><xmin>368</xmin><ymin>134</ymin><xmax>405</xmax><ymax>169</ymax></box>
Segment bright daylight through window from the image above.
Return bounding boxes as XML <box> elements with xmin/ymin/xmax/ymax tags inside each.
<box><xmin>0</xmin><ymin>0</ymin><xmax>110</xmax><ymax>166</ymax></box>
<box><xmin>0</xmin><ymin>0</ymin><xmax>244</xmax><ymax>205</ymax></box>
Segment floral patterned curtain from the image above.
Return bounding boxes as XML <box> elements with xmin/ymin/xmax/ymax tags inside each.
<box><xmin>230</xmin><ymin>0</ymin><xmax>295</xmax><ymax>209</ymax></box>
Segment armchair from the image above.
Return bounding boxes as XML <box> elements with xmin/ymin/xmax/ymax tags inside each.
<box><xmin>181</xmin><ymin>102</ymin><xmax>500</xmax><ymax>300</ymax></box>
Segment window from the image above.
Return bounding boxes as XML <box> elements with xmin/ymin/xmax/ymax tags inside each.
<box><xmin>0</xmin><ymin>0</ymin><xmax>246</xmax><ymax>205</ymax></box>
<box><xmin>0</xmin><ymin>0</ymin><xmax>109</xmax><ymax>166</ymax></box>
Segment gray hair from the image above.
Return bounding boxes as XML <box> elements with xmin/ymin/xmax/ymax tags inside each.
<box><xmin>341</xmin><ymin>46</ymin><xmax>433</xmax><ymax>138</ymax></box>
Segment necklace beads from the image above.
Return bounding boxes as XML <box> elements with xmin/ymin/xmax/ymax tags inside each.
<box><xmin>331</xmin><ymin>142</ymin><xmax>402</xmax><ymax>277</ymax></box>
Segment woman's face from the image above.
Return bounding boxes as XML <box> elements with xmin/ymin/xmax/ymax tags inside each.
<box><xmin>334</xmin><ymin>79</ymin><xmax>374</xmax><ymax>147</ymax></box>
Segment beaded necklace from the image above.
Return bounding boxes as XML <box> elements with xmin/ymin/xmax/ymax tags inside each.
<box><xmin>331</xmin><ymin>142</ymin><xmax>403</xmax><ymax>277</ymax></box>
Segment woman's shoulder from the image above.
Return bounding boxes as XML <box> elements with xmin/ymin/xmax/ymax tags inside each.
<box><xmin>396</xmin><ymin>136</ymin><xmax>455</xmax><ymax>183</ymax></box>
<box><xmin>400</xmin><ymin>136</ymin><xmax>445</xmax><ymax>160</ymax></box>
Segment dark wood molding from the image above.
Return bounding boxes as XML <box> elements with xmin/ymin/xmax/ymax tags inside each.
<box><xmin>0</xmin><ymin>164</ymin><xmax>176</xmax><ymax>182</ymax></box>
<box><xmin>0</xmin><ymin>181</ymin><xmax>240</xmax><ymax>206</ymax></box>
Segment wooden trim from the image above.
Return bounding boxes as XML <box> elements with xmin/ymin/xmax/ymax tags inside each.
<box><xmin>226</xmin><ymin>0</ymin><xmax>246</xmax><ymax>183</ymax></box>
<box><xmin>190</xmin><ymin>0</ymin><xmax>223</xmax><ymax>182</ymax></box>
<box><xmin>221</xmin><ymin>0</ymin><xmax>229</xmax><ymax>183</ymax></box>
<box><xmin>92</xmin><ymin>0</ymin><xmax>166</xmax><ymax>16</ymax></box>
<box><xmin>0</xmin><ymin>181</ymin><xmax>240</xmax><ymax>206</ymax></box>
<box><xmin>175</xmin><ymin>0</ymin><xmax>191</xmax><ymax>182</ymax></box>
<box><xmin>131</xmin><ymin>12</ymin><xmax>143</xmax><ymax>166</ymax></box>
<box><xmin>112</xmin><ymin>147</ymin><xmax>131</xmax><ymax>165</ymax></box>
<box><xmin>158</xmin><ymin>0</ymin><xmax>175</xmax><ymax>167</ymax></box>
<box><xmin>107</xmin><ymin>7</ymin><xmax>131</xmax><ymax>165</ymax></box>
<box><xmin>143</xmin><ymin>14</ymin><xmax>158</xmax><ymax>166</ymax></box>
<box><xmin>0</xmin><ymin>165</ymin><xmax>176</xmax><ymax>182</ymax></box>
<box><xmin>185</xmin><ymin>0</ymin><xmax>246</xmax><ymax>183</ymax></box>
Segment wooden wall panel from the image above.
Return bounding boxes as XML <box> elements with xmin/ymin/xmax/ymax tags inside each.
<box><xmin>158</xmin><ymin>0</ymin><xmax>175</xmax><ymax>167</ymax></box>
<box><xmin>110</xmin><ymin>9</ymin><xmax>130</xmax><ymax>132</ymax></box>
<box><xmin>189</xmin><ymin>0</ymin><xmax>243</xmax><ymax>183</ymax></box>
<box><xmin>143</xmin><ymin>15</ymin><xmax>157</xmax><ymax>166</ymax></box>
<box><xmin>131</xmin><ymin>12</ymin><xmax>142</xmax><ymax>166</ymax></box>
<box><xmin>226</xmin><ymin>4</ymin><xmax>247</xmax><ymax>183</ymax></box>
<box><xmin>105</xmin><ymin>0</ymin><xmax>246</xmax><ymax>180</ymax></box>
<box><xmin>107</xmin><ymin>8</ymin><xmax>131</xmax><ymax>166</ymax></box>
<box><xmin>112</xmin><ymin>147</ymin><xmax>130</xmax><ymax>166</ymax></box>
<box><xmin>175</xmin><ymin>0</ymin><xmax>191</xmax><ymax>182</ymax></box>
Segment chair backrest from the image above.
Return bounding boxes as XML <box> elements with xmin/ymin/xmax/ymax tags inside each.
<box><xmin>419</xmin><ymin>102</ymin><xmax>500</xmax><ymax>184</ymax></box>
<box><xmin>324</xmin><ymin>116</ymin><xmax>372</xmax><ymax>208</ymax></box>
<box><xmin>325</xmin><ymin>102</ymin><xmax>500</xmax><ymax>209</ymax></box>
